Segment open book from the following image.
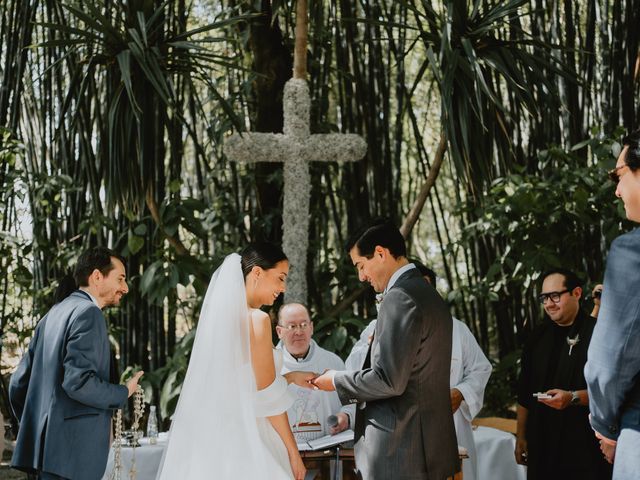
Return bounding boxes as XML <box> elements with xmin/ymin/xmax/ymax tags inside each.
<box><xmin>297</xmin><ymin>429</ymin><xmax>355</xmax><ymax>451</ymax></box>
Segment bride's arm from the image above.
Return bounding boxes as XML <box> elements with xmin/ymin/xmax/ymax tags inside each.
<box><xmin>250</xmin><ymin>311</ymin><xmax>306</xmax><ymax>480</ymax></box>
<box><xmin>283</xmin><ymin>371</ymin><xmax>316</xmax><ymax>388</ymax></box>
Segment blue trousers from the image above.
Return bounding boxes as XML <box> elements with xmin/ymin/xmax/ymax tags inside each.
<box><xmin>613</xmin><ymin>428</ymin><xmax>640</xmax><ymax>480</ymax></box>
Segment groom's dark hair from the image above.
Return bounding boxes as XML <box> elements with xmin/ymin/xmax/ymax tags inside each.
<box><xmin>622</xmin><ymin>129</ymin><xmax>640</xmax><ymax>171</ymax></box>
<box><xmin>346</xmin><ymin>219</ymin><xmax>406</xmax><ymax>259</ymax></box>
<box><xmin>74</xmin><ymin>246</ymin><xmax>124</xmax><ymax>287</ymax></box>
<box><xmin>240</xmin><ymin>242</ymin><xmax>288</xmax><ymax>278</ymax></box>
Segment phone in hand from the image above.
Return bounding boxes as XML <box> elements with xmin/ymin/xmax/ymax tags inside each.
<box><xmin>533</xmin><ymin>392</ymin><xmax>552</xmax><ymax>399</ymax></box>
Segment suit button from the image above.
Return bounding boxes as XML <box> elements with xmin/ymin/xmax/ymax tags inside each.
<box><xmin>609</xmin><ymin>426</ymin><xmax>618</xmax><ymax>434</ymax></box>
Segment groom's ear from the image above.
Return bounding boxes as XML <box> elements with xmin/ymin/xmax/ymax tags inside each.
<box><xmin>374</xmin><ymin>245</ymin><xmax>386</xmax><ymax>260</ymax></box>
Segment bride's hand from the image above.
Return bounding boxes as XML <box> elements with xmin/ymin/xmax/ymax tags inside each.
<box><xmin>288</xmin><ymin>450</ymin><xmax>306</xmax><ymax>480</ymax></box>
<box><xmin>284</xmin><ymin>371</ymin><xmax>317</xmax><ymax>389</ymax></box>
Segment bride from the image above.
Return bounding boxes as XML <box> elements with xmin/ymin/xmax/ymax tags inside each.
<box><xmin>156</xmin><ymin>243</ymin><xmax>314</xmax><ymax>479</ymax></box>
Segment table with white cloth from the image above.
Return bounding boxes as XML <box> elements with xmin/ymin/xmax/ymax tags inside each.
<box><xmin>102</xmin><ymin>434</ymin><xmax>167</xmax><ymax>480</ymax></box>
<box><xmin>472</xmin><ymin>426</ymin><xmax>527</xmax><ymax>480</ymax></box>
<box><xmin>102</xmin><ymin>428</ymin><xmax>525</xmax><ymax>480</ymax></box>
<box><xmin>101</xmin><ymin>433</ymin><xmax>344</xmax><ymax>480</ymax></box>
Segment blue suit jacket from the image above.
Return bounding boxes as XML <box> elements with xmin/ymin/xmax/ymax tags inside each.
<box><xmin>9</xmin><ymin>290</ymin><xmax>128</xmax><ymax>479</ymax></box>
<box><xmin>585</xmin><ymin>228</ymin><xmax>640</xmax><ymax>440</ymax></box>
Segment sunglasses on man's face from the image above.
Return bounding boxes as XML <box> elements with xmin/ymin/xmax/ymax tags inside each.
<box><xmin>608</xmin><ymin>164</ymin><xmax>628</xmax><ymax>184</ymax></box>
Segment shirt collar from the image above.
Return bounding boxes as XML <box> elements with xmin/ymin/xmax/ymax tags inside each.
<box><xmin>279</xmin><ymin>339</ymin><xmax>316</xmax><ymax>363</ymax></box>
<box><xmin>383</xmin><ymin>263</ymin><xmax>416</xmax><ymax>295</ymax></box>
<box><xmin>79</xmin><ymin>288</ymin><xmax>100</xmax><ymax>308</ymax></box>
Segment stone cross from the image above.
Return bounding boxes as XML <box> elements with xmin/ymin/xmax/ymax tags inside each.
<box><xmin>225</xmin><ymin>0</ymin><xmax>367</xmax><ymax>303</ymax></box>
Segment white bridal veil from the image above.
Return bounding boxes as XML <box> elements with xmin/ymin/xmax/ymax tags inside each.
<box><xmin>156</xmin><ymin>253</ymin><xmax>270</xmax><ymax>478</ymax></box>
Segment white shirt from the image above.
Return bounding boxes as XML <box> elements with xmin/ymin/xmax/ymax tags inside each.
<box><xmin>383</xmin><ymin>263</ymin><xmax>416</xmax><ymax>295</ymax></box>
<box><xmin>345</xmin><ymin>320</ymin><xmax>376</xmax><ymax>371</ymax></box>
<box><xmin>79</xmin><ymin>288</ymin><xmax>100</xmax><ymax>308</ymax></box>
<box><xmin>277</xmin><ymin>340</ymin><xmax>354</xmax><ymax>440</ymax></box>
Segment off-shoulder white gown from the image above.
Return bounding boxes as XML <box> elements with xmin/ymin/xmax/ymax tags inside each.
<box><xmin>254</xmin><ymin>350</ymin><xmax>295</xmax><ymax>479</ymax></box>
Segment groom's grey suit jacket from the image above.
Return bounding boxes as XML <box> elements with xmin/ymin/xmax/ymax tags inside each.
<box><xmin>335</xmin><ymin>268</ymin><xmax>459</xmax><ymax>480</ymax></box>
<box><xmin>9</xmin><ymin>290</ymin><xmax>128</xmax><ymax>479</ymax></box>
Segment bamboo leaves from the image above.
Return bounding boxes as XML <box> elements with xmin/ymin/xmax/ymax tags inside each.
<box><xmin>410</xmin><ymin>0</ymin><xmax>567</xmax><ymax>189</ymax></box>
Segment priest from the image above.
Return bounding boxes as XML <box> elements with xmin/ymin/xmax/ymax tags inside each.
<box><xmin>276</xmin><ymin>303</ymin><xmax>354</xmax><ymax>441</ymax></box>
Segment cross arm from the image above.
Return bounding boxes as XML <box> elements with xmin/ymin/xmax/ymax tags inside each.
<box><xmin>225</xmin><ymin>132</ymin><xmax>292</xmax><ymax>164</ymax></box>
<box><xmin>301</xmin><ymin>134</ymin><xmax>367</xmax><ymax>163</ymax></box>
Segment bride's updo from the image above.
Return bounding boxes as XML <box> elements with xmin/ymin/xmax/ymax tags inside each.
<box><xmin>240</xmin><ymin>242</ymin><xmax>288</xmax><ymax>279</ymax></box>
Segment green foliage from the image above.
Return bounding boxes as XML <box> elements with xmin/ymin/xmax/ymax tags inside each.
<box><xmin>314</xmin><ymin>313</ymin><xmax>368</xmax><ymax>357</ymax></box>
<box><xmin>3</xmin><ymin>0</ymin><xmax>638</xmax><ymax>421</ymax></box>
<box><xmin>0</xmin><ymin>130</ymin><xmax>36</xmax><ymax>346</ymax></box>
<box><xmin>456</xmin><ymin>133</ymin><xmax>626</xmax><ymax>310</ymax></box>
<box><xmin>410</xmin><ymin>0</ymin><xmax>568</xmax><ymax>189</ymax></box>
<box><xmin>153</xmin><ymin>330</ymin><xmax>195</xmax><ymax>420</ymax></box>
<box><xmin>481</xmin><ymin>350</ymin><xmax>521</xmax><ymax>417</ymax></box>
<box><xmin>452</xmin><ymin>132</ymin><xmax>630</xmax><ymax>409</ymax></box>
<box><xmin>36</xmin><ymin>0</ymin><xmax>251</xmax><ymax>209</ymax></box>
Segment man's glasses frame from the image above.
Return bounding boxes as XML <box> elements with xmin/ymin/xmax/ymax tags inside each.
<box><xmin>537</xmin><ymin>289</ymin><xmax>570</xmax><ymax>304</ymax></box>
<box><xmin>277</xmin><ymin>322</ymin><xmax>311</xmax><ymax>332</ymax></box>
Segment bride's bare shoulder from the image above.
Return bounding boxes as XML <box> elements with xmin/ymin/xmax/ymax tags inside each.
<box><xmin>249</xmin><ymin>309</ymin><xmax>272</xmax><ymax>338</ymax></box>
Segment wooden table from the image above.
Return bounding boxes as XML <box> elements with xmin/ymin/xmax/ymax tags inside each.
<box><xmin>301</xmin><ymin>448</ymin><xmax>465</xmax><ymax>480</ymax></box>
<box><xmin>300</xmin><ymin>448</ymin><xmax>357</xmax><ymax>480</ymax></box>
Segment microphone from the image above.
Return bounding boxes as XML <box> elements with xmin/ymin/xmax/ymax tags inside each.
<box><xmin>327</xmin><ymin>414</ymin><xmax>339</xmax><ymax>429</ymax></box>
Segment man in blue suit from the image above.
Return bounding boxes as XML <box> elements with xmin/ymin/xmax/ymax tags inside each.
<box><xmin>9</xmin><ymin>247</ymin><xmax>144</xmax><ymax>480</ymax></box>
<box><xmin>585</xmin><ymin>129</ymin><xmax>640</xmax><ymax>479</ymax></box>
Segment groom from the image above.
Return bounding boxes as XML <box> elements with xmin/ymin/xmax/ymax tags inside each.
<box><xmin>313</xmin><ymin>220</ymin><xmax>460</xmax><ymax>479</ymax></box>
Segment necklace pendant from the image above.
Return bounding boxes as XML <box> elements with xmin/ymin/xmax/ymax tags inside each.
<box><xmin>566</xmin><ymin>333</ymin><xmax>580</xmax><ymax>357</ymax></box>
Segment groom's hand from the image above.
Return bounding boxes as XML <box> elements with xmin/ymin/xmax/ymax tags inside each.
<box><xmin>312</xmin><ymin>370</ymin><xmax>336</xmax><ymax>391</ymax></box>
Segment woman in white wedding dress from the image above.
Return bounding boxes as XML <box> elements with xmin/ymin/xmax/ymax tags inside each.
<box><xmin>156</xmin><ymin>243</ymin><xmax>314</xmax><ymax>480</ymax></box>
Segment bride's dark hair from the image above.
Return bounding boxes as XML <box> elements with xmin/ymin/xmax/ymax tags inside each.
<box><xmin>240</xmin><ymin>242</ymin><xmax>288</xmax><ymax>279</ymax></box>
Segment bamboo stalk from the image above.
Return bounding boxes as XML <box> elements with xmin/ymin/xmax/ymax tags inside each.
<box><xmin>293</xmin><ymin>0</ymin><xmax>308</xmax><ymax>79</ymax></box>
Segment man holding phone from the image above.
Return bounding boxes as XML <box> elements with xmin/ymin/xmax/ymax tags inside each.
<box><xmin>515</xmin><ymin>269</ymin><xmax>611</xmax><ymax>479</ymax></box>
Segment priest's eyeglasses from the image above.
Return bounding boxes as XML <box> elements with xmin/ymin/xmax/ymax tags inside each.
<box><xmin>278</xmin><ymin>322</ymin><xmax>310</xmax><ymax>331</ymax></box>
<box><xmin>537</xmin><ymin>289</ymin><xmax>570</xmax><ymax>304</ymax></box>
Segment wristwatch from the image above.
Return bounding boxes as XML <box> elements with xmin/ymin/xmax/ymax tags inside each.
<box><xmin>570</xmin><ymin>391</ymin><xmax>580</xmax><ymax>405</ymax></box>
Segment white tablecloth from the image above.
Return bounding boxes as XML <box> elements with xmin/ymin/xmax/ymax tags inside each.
<box><xmin>102</xmin><ymin>428</ymin><xmax>527</xmax><ymax>480</ymax></box>
<box><xmin>472</xmin><ymin>426</ymin><xmax>527</xmax><ymax>480</ymax></box>
<box><xmin>102</xmin><ymin>435</ymin><xmax>166</xmax><ymax>480</ymax></box>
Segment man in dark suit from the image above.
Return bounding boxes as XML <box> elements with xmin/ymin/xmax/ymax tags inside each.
<box><xmin>9</xmin><ymin>247</ymin><xmax>143</xmax><ymax>480</ymax></box>
<box><xmin>314</xmin><ymin>220</ymin><xmax>460</xmax><ymax>480</ymax></box>
<box><xmin>586</xmin><ymin>129</ymin><xmax>640</xmax><ymax>479</ymax></box>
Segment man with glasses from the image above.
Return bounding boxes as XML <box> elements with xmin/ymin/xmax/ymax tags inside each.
<box><xmin>586</xmin><ymin>129</ymin><xmax>640</xmax><ymax>479</ymax></box>
<box><xmin>276</xmin><ymin>303</ymin><xmax>353</xmax><ymax>441</ymax></box>
<box><xmin>515</xmin><ymin>269</ymin><xmax>611</xmax><ymax>480</ymax></box>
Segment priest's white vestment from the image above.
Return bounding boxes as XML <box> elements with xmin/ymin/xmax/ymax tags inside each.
<box><xmin>450</xmin><ymin>319</ymin><xmax>492</xmax><ymax>480</ymax></box>
<box><xmin>278</xmin><ymin>340</ymin><xmax>354</xmax><ymax>441</ymax></box>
